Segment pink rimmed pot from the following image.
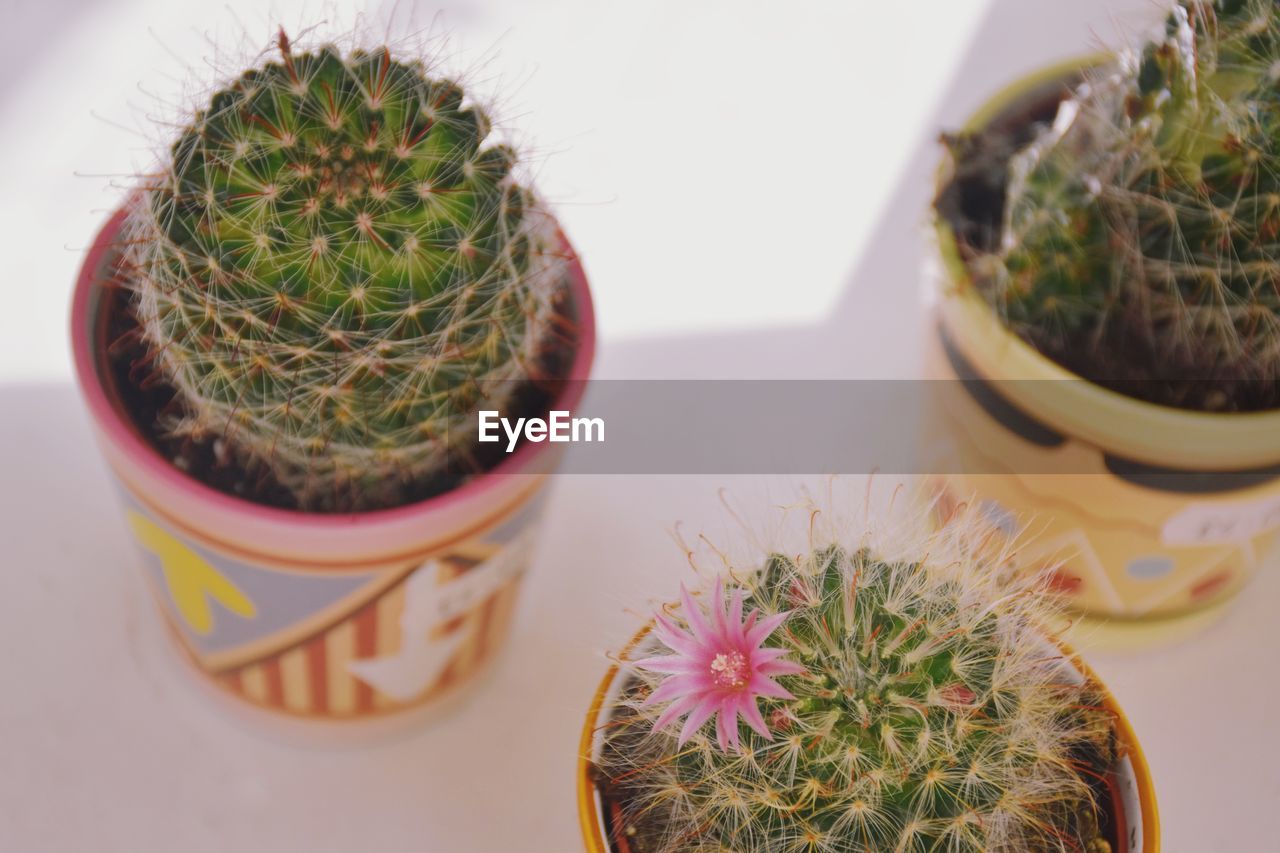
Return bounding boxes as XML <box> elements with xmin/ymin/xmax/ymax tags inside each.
<box><xmin>71</xmin><ymin>205</ymin><xmax>595</xmax><ymax>736</ymax></box>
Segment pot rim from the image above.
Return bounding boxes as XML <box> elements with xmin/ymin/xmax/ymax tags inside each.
<box><xmin>577</xmin><ymin>622</ymin><xmax>1160</xmax><ymax>853</ymax></box>
<box><xmin>69</xmin><ymin>203</ymin><xmax>597</xmax><ymax>530</ymax></box>
<box><xmin>933</xmin><ymin>55</ymin><xmax>1280</xmax><ymax>471</ymax></box>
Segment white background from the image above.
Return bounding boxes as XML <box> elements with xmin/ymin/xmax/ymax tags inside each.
<box><xmin>1</xmin><ymin>0</ymin><xmax>1157</xmax><ymax>383</ymax></box>
<box><xmin>2</xmin><ymin>1</ymin><xmax>1277</xmax><ymax>851</ymax></box>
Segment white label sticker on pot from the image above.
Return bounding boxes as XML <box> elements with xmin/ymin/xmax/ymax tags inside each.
<box><xmin>346</xmin><ymin>560</ymin><xmax>470</xmax><ymax>702</ymax></box>
<box><xmin>429</xmin><ymin>539</ymin><xmax>528</xmax><ymax>626</ymax></box>
<box><xmin>346</xmin><ymin>534</ymin><xmax>531</xmax><ymax>701</ymax></box>
<box><xmin>1161</xmin><ymin>496</ymin><xmax>1280</xmax><ymax>546</ymax></box>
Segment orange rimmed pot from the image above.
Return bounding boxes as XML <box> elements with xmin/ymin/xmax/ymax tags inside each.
<box><xmin>577</xmin><ymin>626</ymin><xmax>1159</xmax><ymax>852</ymax></box>
<box><xmin>71</xmin><ymin>205</ymin><xmax>595</xmax><ymax>737</ymax></box>
<box><xmin>926</xmin><ymin>57</ymin><xmax>1280</xmax><ymax>647</ymax></box>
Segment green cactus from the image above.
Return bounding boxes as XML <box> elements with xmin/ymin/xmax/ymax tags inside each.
<box><xmin>960</xmin><ymin>0</ymin><xmax>1280</xmax><ymax>407</ymax></box>
<box><xmin>126</xmin><ymin>31</ymin><xmax>566</xmax><ymax>510</ymax></box>
<box><xmin>596</xmin><ymin>538</ymin><xmax>1115</xmax><ymax>851</ymax></box>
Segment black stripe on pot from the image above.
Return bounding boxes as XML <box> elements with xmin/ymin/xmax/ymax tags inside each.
<box><xmin>938</xmin><ymin>323</ymin><xmax>1066</xmax><ymax>448</ymax></box>
<box><xmin>1103</xmin><ymin>455</ymin><xmax>1280</xmax><ymax>494</ymax></box>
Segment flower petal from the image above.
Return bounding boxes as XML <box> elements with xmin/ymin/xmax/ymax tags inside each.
<box><xmin>749</xmin><ymin>675</ymin><xmax>795</xmax><ymax>701</ymax></box>
<box><xmin>715</xmin><ymin>703</ymin><xmax>737</xmax><ymax>752</ymax></box>
<box><xmin>633</xmin><ymin>655</ymin><xmax>702</xmax><ymax>675</ymax></box>
<box><xmin>710</xmin><ymin>577</ymin><xmax>728</xmax><ymax>638</ymax></box>
<box><xmin>681</xmin><ymin>584</ymin><xmax>716</xmax><ymax>645</ymax></box>
<box><xmin>646</xmin><ymin>674</ymin><xmax>706</xmax><ymax>705</ymax></box>
<box><xmin>759</xmin><ymin>659</ymin><xmax>808</xmax><ymax>677</ymax></box>
<box><xmin>745</xmin><ymin>610</ymin><xmax>790</xmax><ymax>647</ymax></box>
<box><xmin>739</xmin><ymin>697</ymin><xmax>773</xmax><ymax>741</ymax></box>
<box><xmin>642</xmin><ymin>581</ymin><xmax>803</xmax><ymax>755</ymax></box>
<box><xmin>653</xmin><ymin>611</ymin><xmax>701</xmax><ymax>657</ymax></box>
<box><xmin>677</xmin><ymin>698</ymin><xmax>719</xmax><ymax>746</ymax></box>
<box><xmin>652</xmin><ymin>694</ymin><xmax>698</xmax><ymax>733</ymax></box>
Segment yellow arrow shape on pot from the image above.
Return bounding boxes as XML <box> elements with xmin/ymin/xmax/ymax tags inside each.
<box><xmin>127</xmin><ymin>511</ymin><xmax>256</xmax><ymax>635</ymax></box>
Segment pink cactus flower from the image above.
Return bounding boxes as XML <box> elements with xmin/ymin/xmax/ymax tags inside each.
<box><xmin>634</xmin><ymin>579</ymin><xmax>807</xmax><ymax>752</ymax></box>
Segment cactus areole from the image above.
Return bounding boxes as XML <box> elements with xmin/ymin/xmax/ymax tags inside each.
<box><xmin>936</xmin><ymin>0</ymin><xmax>1280</xmax><ymax>412</ymax></box>
<box><xmin>96</xmin><ymin>32</ymin><xmax>589</xmax><ymax>513</ymax></box>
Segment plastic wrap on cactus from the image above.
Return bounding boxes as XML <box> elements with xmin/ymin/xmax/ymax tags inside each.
<box><xmin>598</xmin><ymin>542</ymin><xmax>1113</xmax><ymax>852</ymax></box>
<box><xmin>975</xmin><ymin>0</ymin><xmax>1280</xmax><ymax>392</ymax></box>
<box><xmin>126</xmin><ymin>32</ymin><xmax>565</xmax><ymax>510</ymax></box>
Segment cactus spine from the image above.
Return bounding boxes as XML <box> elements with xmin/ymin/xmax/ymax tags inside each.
<box><xmin>597</xmin><ymin>518</ymin><xmax>1114</xmax><ymax>851</ymax></box>
<box><xmin>968</xmin><ymin>0</ymin><xmax>1280</xmax><ymax>405</ymax></box>
<box><xmin>126</xmin><ymin>31</ymin><xmax>565</xmax><ymax>510</ymax></box>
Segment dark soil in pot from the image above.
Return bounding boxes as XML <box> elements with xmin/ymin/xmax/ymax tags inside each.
<box><xmin>93</xmin><ymin>244</ymin><xmax>581</xmax><ymax>513</ymax></box>
<box><xmin>935</xmin><ymin>71</ymin><xmax>1280</xmax><ymax>413</ymax></box>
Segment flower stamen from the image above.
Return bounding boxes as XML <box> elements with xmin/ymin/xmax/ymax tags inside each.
<box><xmin>710</xmin><ymin>651</ymin><xmax>748</xmax><ymax>689</ymax></box>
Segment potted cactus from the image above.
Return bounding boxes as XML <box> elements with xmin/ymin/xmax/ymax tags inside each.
<box><xmin>928</xmin><ymin>0</ymin><xmax>1280</xmax><ymax>639</ymax></box>
<box><xmin>70</xmin><ymin>31</ymin><xmax>594</xmax><ymax>729</ymax></box>
<box><xmin>579</xmin><ymin>500</ymin><xmax>1158</xmax><ymax>851</ymax></box>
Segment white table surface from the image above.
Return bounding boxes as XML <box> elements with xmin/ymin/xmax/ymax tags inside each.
<box><xmin>3</xmin><ymin>1</ymin><xmax>1276</xmax><ymax>851</ymax></box>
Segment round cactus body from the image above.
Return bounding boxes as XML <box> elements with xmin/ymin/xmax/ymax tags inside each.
<box><xmin>127</xmin><ymin>32</ymin><xmax>565</xmax><ymax>510</ymax></box>
<box><xmin>966</xmin><ymin>0</ymin><xmax>1280</xmax><ymax>405</ymax></box>
<box><xmin>598</xmin><ymin>545</ymin><xmax>1113</xmax><ymax>852</ymax></box>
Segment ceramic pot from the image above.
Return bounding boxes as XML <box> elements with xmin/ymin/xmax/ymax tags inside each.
<box><xmin>577</xmin><ymin>625</ymin><xmax>1160</xmax><ymax>852</ymax></box>
<box><xmin>71</xmin><ymin>205</ymin><xmax>595</xmax><ymax>734</ymax></box>
<box><xmin>926</xmin><ymin>58</ymin><xmax>1280</xmax><ymax>644</ymax></box>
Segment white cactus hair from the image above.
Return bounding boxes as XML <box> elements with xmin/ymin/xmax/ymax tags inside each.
<box><xmin>113</xmin><ymin>4</ymin><xmax>571</xmax><ymax>510</ymax></box>
<box><xmin>595</xmin><ymin>479</ymin><xmax>1114</xmax><ymax>852</ymax></box>
<box><xmin>970</xmin><ymin>0</ymin><xmax>1280</xmax><ymax>400</ymax></box>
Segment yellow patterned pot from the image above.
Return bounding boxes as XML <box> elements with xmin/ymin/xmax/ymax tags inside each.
<box><xmin>577</xmin><ymin>626</ymin><xmax>1159</xmax><ymax>852</ymax></box>
<box><xmin>927</xmin><ymin>59</ymin><xmax>1280</xmax><ymax>645</ymax></box>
